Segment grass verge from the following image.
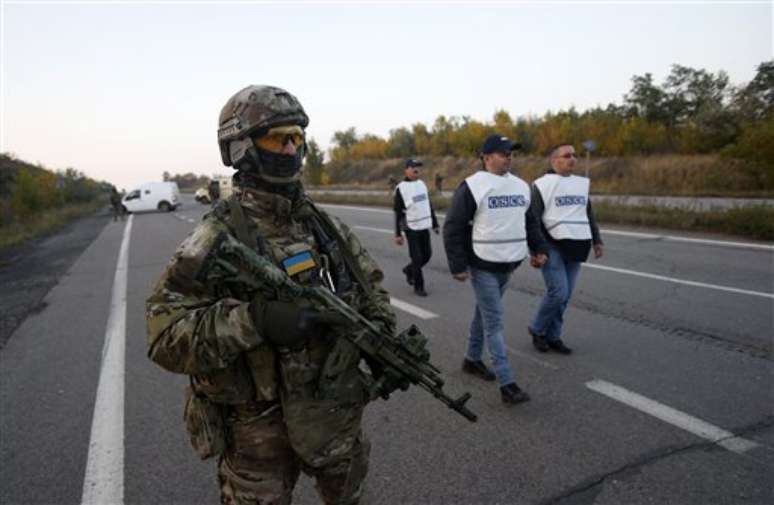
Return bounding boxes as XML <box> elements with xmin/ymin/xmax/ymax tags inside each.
<box><xmin>0</xmin><ymin>200</ymin><xmax>107</xmax><ymax>251</ymax></box>
<box><xmin>310</xmin><ymin>191</ymin><xmax>774</xmax><ymax>241</ymax></box>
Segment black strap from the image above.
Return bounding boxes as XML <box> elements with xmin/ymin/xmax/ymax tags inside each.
<box><xmin>304</xmin><ymin>199</ymin><xmax>376</xmax><ymax>301</ymax></box>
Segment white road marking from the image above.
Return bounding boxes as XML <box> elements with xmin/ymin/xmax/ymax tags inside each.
<box><xmin>390</xmin><ymin>297</ymin><xmax>438</xmax><ymax>319</ymax></box>
<box><xmin>323</xmin><ymin>204</ymin><xmax>772</xmax><ymax>252</ymax></box>
<box><xmin>601</xmin><ymin>229</ymin><xmax>774</xmax><ymax>251</ymax></box>
<box><xmin>322</xmin><ymin>203</ymin><xmax>392</xmax><ymax>215</ymax></box>
<box><xmin>81</xmin><ymin>215</ymin><xmax>132</xmax><ymax>505</ymax></box>
<box><xmin>586</xmin><ymin>380</ymin><xmax>759</xmax><ymax>454</ymax></box>
<box><xmin>352</xmin><ymin>222</ymin><xmax>770</xmax><ymax>299</ymax></box>
<box><xmin>354</xmin><ymin>225</ymin><xmax>393</xmax><ymax>234</ymax></box>
<box><xmin>584</xmin><ymin>263</ymin><xmax>773</xmax><ymax>299</ymax></box>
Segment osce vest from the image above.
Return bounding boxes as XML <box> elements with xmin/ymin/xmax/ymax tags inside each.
<box><xmin>397</xmin><ymin>180</ymin><xmax>432</xmax><ymax>231</ymax></box>
<box><xmin>533</xmin><ymin>173</ymin><xmax>592</xmax><ymax>240</ymax></box>
<box><xmin>466</xmin><ymin>171</ymin><xmax>530</xmax><ymax>263</ymax></box>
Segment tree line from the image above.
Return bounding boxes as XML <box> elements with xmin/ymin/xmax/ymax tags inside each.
<box><xmin>0</xmin><ymin>154</ymin><xmax>107</xmax><ymax>228</ymax></box>
<box><xmin>304</xmin><ymin>61</ymin><xmax>773</xmax><ymax>186</ymax></box>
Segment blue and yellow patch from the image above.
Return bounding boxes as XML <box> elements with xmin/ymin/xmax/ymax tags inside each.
<box><xmin>282</xmin><ymin>251</ymin><xmax>317</xmax><ymax>276</ymax></box>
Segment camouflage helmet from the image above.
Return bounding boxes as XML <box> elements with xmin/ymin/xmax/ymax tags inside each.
<box><xmin>217</xmin><ymin>85</ymin><xmax>309</xmax><ymax>167</ymax></box>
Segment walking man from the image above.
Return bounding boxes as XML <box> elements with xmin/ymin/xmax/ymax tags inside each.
<box><xmin>394</xmin><ymin>158</ymin><xmax>439</xmax><ymax>297</ymax></box>
<box><xmin>528</xmin><ymin>143</ymin><xmax>603</xmax><ymax>354</ymax></box>
<box><xmin>443</xmin><ymin>134</ymin><xmax>547</xmax><ymax>405</ymax></box>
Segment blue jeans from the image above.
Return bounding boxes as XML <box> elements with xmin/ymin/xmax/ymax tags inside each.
<box><xmin>529</xmin><ymin>247</ymin><xmax>582</xmax><ymax>341</ymax></box>
<box><xmin>466</xmin><ymin>267</ymin><xmax>514</xmax><ymax>386</ymax></box>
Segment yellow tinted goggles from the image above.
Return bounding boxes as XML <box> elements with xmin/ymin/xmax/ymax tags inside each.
<box><xmin>254</xmin><ymin>126</ymin><xmax>305</xmax><ymax>153</ymax></box>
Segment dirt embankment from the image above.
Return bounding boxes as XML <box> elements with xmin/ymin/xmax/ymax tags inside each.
<box><xmin>320</xmin><ymin>154</ymin><xmax>773</xmax><ymax>198</ymax></box>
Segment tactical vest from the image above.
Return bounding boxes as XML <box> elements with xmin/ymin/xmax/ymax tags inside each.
<box><xmin>466</xmin><ymin>171</ymin><xmax>531</xmax><ymax>263</ymax></box>
<box><xmin>197</xmin><ymin>193</ymin><xmax>372</xmax><ymax>409</ymax></box>
<box><xmin>533</xmin><ymin>173</ymin><xmax>592</xmax><ymax>241</ymax></box>
<box><xmin>396</xmin><ymin>180</ymin><xmax>432</xmax><ymax>231</ymax></box>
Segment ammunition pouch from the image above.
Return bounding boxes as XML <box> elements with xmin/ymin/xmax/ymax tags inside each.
<box><xmin>316</xmin><ymin>334</ymin><xmax>368</xmax><ymax>404</ymax></box>
<box><xmin>183</xmin><ymin>384</ymin><xmax>226</xmax><ymax>460</ymax></box>
<box><xmin>190</xmin><ymin>355</ymin><xmax>255</xmax><ymax>405</ymax></box>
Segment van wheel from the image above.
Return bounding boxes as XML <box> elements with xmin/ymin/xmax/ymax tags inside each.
<box><xmin>158</xmin><ymin>201</ymin><xmax>171</xmax><ymax>212</ymax></box>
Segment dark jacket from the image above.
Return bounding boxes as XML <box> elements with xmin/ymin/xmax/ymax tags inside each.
<box><xmin>393</xmin><ymin>178</ymin><xmax>439</xmax><ymax>236</ymax></box>
<box><xmin>529</xmin><ymin>168</ymin><xmax>603</xmax><ymax>262</ymax></box>
<box><xmin>442</xmin><ymin>174</ymin><xmax>548</xmax><ymax>275</ymax></box>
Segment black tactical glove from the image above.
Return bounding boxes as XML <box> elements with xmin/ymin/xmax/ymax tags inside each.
<box><xmin>249</xmin><ymin>299</ymin><xmax>347</xmax><ymax>349</ymax></box>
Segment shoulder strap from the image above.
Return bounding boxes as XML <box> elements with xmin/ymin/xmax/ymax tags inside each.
<box><xmin>226</xmin><ymin>195</ymin><xmax>257</xmax><ymax>249</ymax></box>
<box><xmin>304</xmin><ymin>199</ymin><xmax>376</xmax><ymax>300</ymax></box>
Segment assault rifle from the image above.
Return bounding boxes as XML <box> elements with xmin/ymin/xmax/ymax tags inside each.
<box><xmin>202</xmin><ymin>232</ymin><xmax>478</xmax><ymax>423</ymax></box>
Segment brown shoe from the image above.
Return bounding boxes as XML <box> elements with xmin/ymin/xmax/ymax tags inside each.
<box><xmin>462</xmin><ymin>359</ymin><xmax>496</xmax><ymax>381</ymax></box>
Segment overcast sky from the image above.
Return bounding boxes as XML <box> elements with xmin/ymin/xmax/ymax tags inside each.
<box><xmin>2</xmin><ymin>0</ymin><xmax>771</xmax><ymax>190</ymax></box>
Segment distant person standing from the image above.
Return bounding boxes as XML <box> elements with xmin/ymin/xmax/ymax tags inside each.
<box><xmin>434</xmin><ymin>172</ymin><xmax>444</xmax><ymax>194</ymax></box>
<box><xmin>109</xmin><ymin>187</ymin><xmax>124</xmax><ymax>221</ymax></box>
<box><xmin>388</xmin><ymin>174</ymin><xmax>398</xmax><ymax>192</ymax></box>
<box><xmin>394</xmin><ymin>158</ymin><xmax>439</xmax><ymax>297</ymax></box>
<box><xmin>207</xmin><ymin>178</ymin><xmax>220</xmax><ymax>203</ymax></box>
<box><xmin>443</xmin><ymin>134</ymin><xmax>547</xmax><ymax>405</ymax></box>
<box><xmin>528</xmin><ymin>143</ymin><xmax>603</xmax><ymax>354</ymax></box>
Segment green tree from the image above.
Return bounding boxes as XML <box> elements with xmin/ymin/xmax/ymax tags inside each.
<box><xmin>330</xmin><ymin>127</ymin><xmax>358</xmax><ymax>161</ymax></box>
<box><xmin>304</xmin><ymin>138</ymin><xmax>325</xmax><ymax>185</ymax></box>
<box><xmin>386</xmin><ymin>127</ymin><xmax>415</xmax><ymax>158</ymax></box>
<box><xmin>733</xmin><ymin>60</ymin><xmax>774</xmax><ymax>121</ymax></box>
<box><xmin>625</xmin><ymin>73</ymin><xmax>670</xmax><ymax>123</ymax></box>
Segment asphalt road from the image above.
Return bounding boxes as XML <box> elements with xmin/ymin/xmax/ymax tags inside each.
<box><xmin>1</xmin><ymin>193</ymin><xmax>772</xmax><ymax>505</ymax></box>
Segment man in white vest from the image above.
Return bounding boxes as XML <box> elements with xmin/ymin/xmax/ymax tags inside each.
<box><xmin>443</xmin><ymin>135</ymin><xmax>548</xmax><ymax>405</ymax></box>
<box><xmin>394</xmin><ymin>158</ymin><xmax>439</xmax><ymax>297</ymax></box>
<box><xmin>528</xmin><ymin>143</ymin><xmax>604</xmax><ymax>354</ymax></box>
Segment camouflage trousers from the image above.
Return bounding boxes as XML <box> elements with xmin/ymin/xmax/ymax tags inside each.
<box><xmin>218</xmin><ymin>402</ymin><xmax>370</xmax><ymax>505</ymax></box>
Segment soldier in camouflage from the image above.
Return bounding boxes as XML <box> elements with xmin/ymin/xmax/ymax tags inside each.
<box><xmin>146</xmin><ymin>85</ymin><xmax>397</xmax><ymax>505</ymax></box>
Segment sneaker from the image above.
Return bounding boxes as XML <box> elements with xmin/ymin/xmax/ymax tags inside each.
<box><xmin>501</xmin><ymin>383</ymin><xmax>530</xmax><ymax>404</ymax></box>
<box><xmin>414</xmin><ymin>288</ymin><xmax>428</xmax><ymax>297</ymax></box>
<box><xmin>529</xmin><ymin>328</ymin><xmax>549</xmax><ymax>353</ymax></box>
<box><xmin>461</xmin><ymin>359</ymin><xmax>496</xmax><ymax>381</ymax></box>
<box><xmin>402</xmin><ymin>266</ymin><xmax>414</xmax><ymax>286</ymax></box>
<box><xmin>548</xmin><ymin>339</ymin><xmax>573</xmax><ymax>355</ymax></box>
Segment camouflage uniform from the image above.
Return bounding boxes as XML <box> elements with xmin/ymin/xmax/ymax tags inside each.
<box><xmin>146</xmin><ymin>186</ymin><xmax>395</xmax><ymax>505</ymax></box>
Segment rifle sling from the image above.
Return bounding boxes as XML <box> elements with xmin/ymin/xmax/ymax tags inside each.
<box><xmin>306</xmin><ymin>200</ymin><xmax>376</xmax><ymax>302</ymax></box>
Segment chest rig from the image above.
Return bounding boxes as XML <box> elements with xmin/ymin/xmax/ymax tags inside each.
<box><xmin>212</xmin><ymin>191</ymin><xmax>376</xmax><ymax>409</ymax></box>
<box><xmin>222</xmin><ymin>191</ymin><xmax>356</xmax><ymax>297</ymax></box>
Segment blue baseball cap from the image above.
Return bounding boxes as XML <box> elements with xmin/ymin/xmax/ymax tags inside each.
<box><xmin>405</xmin><ymin>158</ymin><xmax>423</xmax><ymax>168</ymax></box>
<box><xmin>481</xmin><ymin>134</ymin><xmax>522</xmax><ymax>155</ymax></box>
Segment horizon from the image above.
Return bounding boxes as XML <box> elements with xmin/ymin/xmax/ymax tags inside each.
<box><xmin>2</xmin><ymin>0</ymin><xmax>771</xmax><ymax>191</ymax></box>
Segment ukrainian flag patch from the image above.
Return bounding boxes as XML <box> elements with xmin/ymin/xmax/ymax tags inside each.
<box><xmin>282</xmin><ymin>251</ymin><xmax>317</xmax><ymax>276</ymax></box>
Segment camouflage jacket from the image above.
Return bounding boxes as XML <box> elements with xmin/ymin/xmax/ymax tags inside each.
<box><xmin>145</xmin><ymin>187</ymin><xmax>396</xmax><ymax>406</ymax></box>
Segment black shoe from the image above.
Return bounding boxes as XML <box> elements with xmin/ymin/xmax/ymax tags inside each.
<box><xmin>548</xmin><ymin>339</ymin><xmax>573</xmax><ymax>355</ymax></box>
<box><xmin>414</xmin><ymin>288</ymin><xmax>428</xmax><ymax>297</ymax></box>
<box><xmin>501</xmin><ymin>383</ymin><xmax>530</xmax><ymax>404</ymax></box>
<box><xmin>529</xmin><ymin>328</ymin><xmax>549</xmax><ymax>353</ymax></box>
<box><xmin>402</xmin><ymin>266</ymin><xmax>414</xmax><ymax>286</ymax></box>
<box><xmin>461</xmin><ymin>359</ymin><xmax>496</xmax><ymax>381</ymax></box>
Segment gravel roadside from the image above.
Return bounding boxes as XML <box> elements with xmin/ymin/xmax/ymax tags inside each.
<box><xmin>0</xmin><ymin>208</ymin><xmax>112</xmax><ymax>348</ymax></box>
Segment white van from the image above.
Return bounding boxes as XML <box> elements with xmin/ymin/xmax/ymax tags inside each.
<box><xmin>122</xmin><ymin>182</ymin><xmax>181</xmax><ymax>213</ymax></box>
<box><xmin>212</xmin><ymin>175</ymin><xmax>234</xmax><ymax>199</ymax></box>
